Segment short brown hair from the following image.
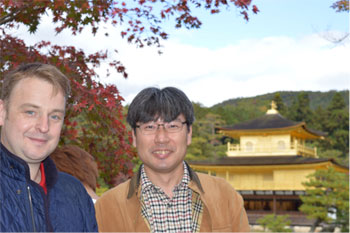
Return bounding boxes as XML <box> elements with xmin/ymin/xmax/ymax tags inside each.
<box><xmin>1</xmin><ymin>63</ymin><xmax>71</xmax><ymax>102</ymax></box>
<box><xmin>50</xmin><ymin>145</ymin><xmax>98</xmax><ymax>191</ymax></box>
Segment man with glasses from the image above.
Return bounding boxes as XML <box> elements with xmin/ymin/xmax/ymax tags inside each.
<box><xmin>95</xmin><ymin>87</ymin><xmax>249</xmax><ymax>232</ymax></box>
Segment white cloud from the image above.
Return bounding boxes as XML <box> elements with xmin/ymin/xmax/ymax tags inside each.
<box><xmin>111</xmin><ymin>34</ymin><xmax>349</xmax><ymax>107</ymax></box>
<box><xmin>11</xmin><ymin>14</ymin><xmax>350</xmax><ymax>107</ymax></box>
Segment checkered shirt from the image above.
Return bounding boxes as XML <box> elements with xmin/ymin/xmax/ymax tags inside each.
<box><xmin>140</xmin><ymin>163</ymin><xmax>203</xmax><ymax>233</ymax></box>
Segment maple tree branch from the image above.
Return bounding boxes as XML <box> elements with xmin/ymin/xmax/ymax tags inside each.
<box><xmin>0</xmin><ymin>5</ymin><xmax>28</xmax><ymax>26</ymax></box>
<box><xmin>0</xmin><ymin>2</ymin><xmax>46</xmax><ymax>27</ymax></box>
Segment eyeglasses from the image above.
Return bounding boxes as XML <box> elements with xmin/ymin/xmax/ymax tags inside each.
<box><xmin>136</xmin><ymin>121</ymin><xmax>187</xmax><ymax>135</ymax></box>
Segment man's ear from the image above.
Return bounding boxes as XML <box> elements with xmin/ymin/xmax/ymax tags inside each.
<box><xmin>0</xmin><ymin>100</ymin><xmax>7</xmax><ymax>126</ymax></box>
<box><xmin>132</xmin><ymin>129</ymin><xmax>137</xmax><ymax>147</ymax></box>
<box><xmin>187</xmin><ymin>125</ymin><xmax>192</xmax><ymax>146</ymax></box>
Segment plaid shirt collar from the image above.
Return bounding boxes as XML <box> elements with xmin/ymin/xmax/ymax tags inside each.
<box><xmin>127</xmin><ymin>161</ymin><xmax>204</xmax><ymax>199</ymax></box>
<box><xmin>140</xmin><ymin>162</ymin><xmax>190</xmax><ymax>194</ymax></box>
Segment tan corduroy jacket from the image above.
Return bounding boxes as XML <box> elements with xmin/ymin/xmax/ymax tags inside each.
<box><xmin>95</xmin><ymin>164</ymin><xmax>250</xmax><ymax>232</ymax></box>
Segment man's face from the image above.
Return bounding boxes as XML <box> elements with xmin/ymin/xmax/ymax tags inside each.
<box><xmin>0</xmin><ymin>77</ymin><xmax>65</xmax><ymax>164</ymax></box>
<box><xmin>132</xmin><ymin>114</ymin><xmax>192</xmax><ymax>175</ymax></box>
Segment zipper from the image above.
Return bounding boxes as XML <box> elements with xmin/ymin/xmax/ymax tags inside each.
<box><xmin>27</xmin><ymin>186</ymin><xmax>37</xmax><ymax>232</ymax></box>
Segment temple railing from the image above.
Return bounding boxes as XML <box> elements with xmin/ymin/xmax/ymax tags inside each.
<box><xmin>227</xmin><ymin>142</ymin><xmax>317</xmax><ymax>157</ymax></box>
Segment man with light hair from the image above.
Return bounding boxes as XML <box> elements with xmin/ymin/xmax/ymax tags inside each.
<box><xmin>0</xmin><ymin>63</ymin><xmax>97</xmax><ymax>232</ymax></box>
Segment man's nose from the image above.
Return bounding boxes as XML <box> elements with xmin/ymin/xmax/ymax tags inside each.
<box><xmin>154</xmin><ymin>125</ymin><xmax>170</xmax><ymax>143</ymax></box>
<box><xmin>36</xmin><ymin>115</ymin><xmax>49</xmax><ymax>133</ymax></box>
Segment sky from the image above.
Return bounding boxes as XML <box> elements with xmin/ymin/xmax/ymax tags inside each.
<box><xmin>14</xmin><ymin>0</ymin><xmax>350</xmax><ymax>107</ymax></box>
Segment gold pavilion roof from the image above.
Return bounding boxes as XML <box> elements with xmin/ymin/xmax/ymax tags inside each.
<box><xmin>217</xmin><ymin>102</ymin><xmax>326</xmax><ymax>140</ymax></box>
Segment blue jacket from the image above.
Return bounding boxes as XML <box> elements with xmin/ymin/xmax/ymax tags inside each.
<box><xmin>0</xmin><ymin>143</ymin><xmax>98</xmax><ymax>232</ymax></box>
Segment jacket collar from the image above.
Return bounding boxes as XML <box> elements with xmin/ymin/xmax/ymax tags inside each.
<box><xmin>0</xmin><ymin>142</ymin><xmax>58</xmax><ymax>189</ymax></box>
<box><xmin>43</xmin><ymin>154</ymin><xmax>58</xmax><ymax>190</ymax></box>
<box><xmin>127</xmin><ymin>161</ymin><xmax>204</xmax><ymax>199</ymax></box>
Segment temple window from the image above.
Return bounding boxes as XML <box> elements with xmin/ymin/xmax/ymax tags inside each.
<box><xmin>277</xmin><ymin>140</ymin><xmax>286</xmax><ymax>150</ymax></box>
<box><xmin>245</xmin><ymin>141</ymin><xmax>254</xmax><ymax>151</ymax></box>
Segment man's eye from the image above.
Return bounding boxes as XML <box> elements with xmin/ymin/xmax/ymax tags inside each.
<box><xmin>168</xmin><ymin>123</ymin><xmax>180</xmax><ymax>129</ymax></box>
<box><xmin>25</xmin><ymin>111</ymin><xmax>35</xmax><ymax>116</ymax></box>
<box><xmin>51</xmin><ymin>115</ymin><xmax>62</xmax><ymax>121</ymax></box>
<box><xmin>143</xmin><ymin>124</ymin><xmax>156</xmax><ymax>130</ymax></box>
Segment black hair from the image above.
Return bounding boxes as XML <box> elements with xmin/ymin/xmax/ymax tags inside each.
<box><xmin>127</xmin><ymin>87</ymin><xmax>195</xmax><ymax>130</ymax></box>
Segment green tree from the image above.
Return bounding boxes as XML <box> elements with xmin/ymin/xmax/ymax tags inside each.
<box><xmin>192</xmin><ymin>102</ymin><xmax>210</xmax><ymax>120</ymax></box>
<box><xmin>318</xmin><ymin>93</ymin><xmax>349</xmax><ymax>163</ymax></box>
<box><xmin>311</xmin><ymin>106</ymin><xmax>327</xmax><ymax>131</ymax></box>
<box><xmin>327</xmin><ymin>92</ymin><xmax>346</xmax><ymax>111</ymax></box>
<box><xmin>299</xmin><ymin>167</ymin><xmax>349</xmax><ymax>232</ymax></box>
<box><xmin>256</xmin><ymin>214</ymin><xmax>292</xmax><ymax>232</ymax></box>
<box><xmin>187</xmin><ymin>113</ymin><xmax>226</xmax><ymax>160</ymax></box>
<box><xmin>273</xmin><ymin>93</ymin><xmax>287</xmax><ymax>115</ymax></box>
<box><xmin>318</xmin><ymin>149</ymin><xmax>347</xmax><ymax>167</ymax></box>
<box><xmin>212</xmin><ymin>104</ymin><xmax>264</xmax><ymax>126</ymax></box>
<box><xmin>288</xmin><ymin>92</ymin><xmax>314</xmax><ymax>124</ymax></box>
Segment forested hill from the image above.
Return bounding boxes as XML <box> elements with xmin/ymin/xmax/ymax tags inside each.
<box><xmin>189</xmin><ymin>90</ymin><xmax>349</xmax><ymax>166</ymax></box>
<box><xmin>213</xmin><ymin>90</ymin><xmax>349</xmax><ymax>110</ymax></box>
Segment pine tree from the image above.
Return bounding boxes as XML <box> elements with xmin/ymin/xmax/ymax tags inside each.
<box><xmin>273</xmin><ymin>93</ymin><xmax>287</xmax><ymax>115</ymax></box>
<box><xmin>322</xmin><ymin>93</ymin><xmax>349</xmax><ymax>161</ymax></box>
<box><xmin>327</xmin><ymin>92</ymin><xmax>346</xmax><ymax>111</ymax></box>
<box><xmin>288</xmin><ymin>92</ymin><xmax>314</xmax><ymax>124</ymax></box>
<box><xmin>257</xmin><ymin>214</ymin><xmax>292</xmax><ymax>232</ymax></box>
<box><xmin>187</xmin><ymin>113</ymin><xmax>226</xmax><ymax>160</ymax></box>
<box><xmin>299</xmin><ymin>167</ymin><xmax>349</xmax><ymax>232</ymax></box>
